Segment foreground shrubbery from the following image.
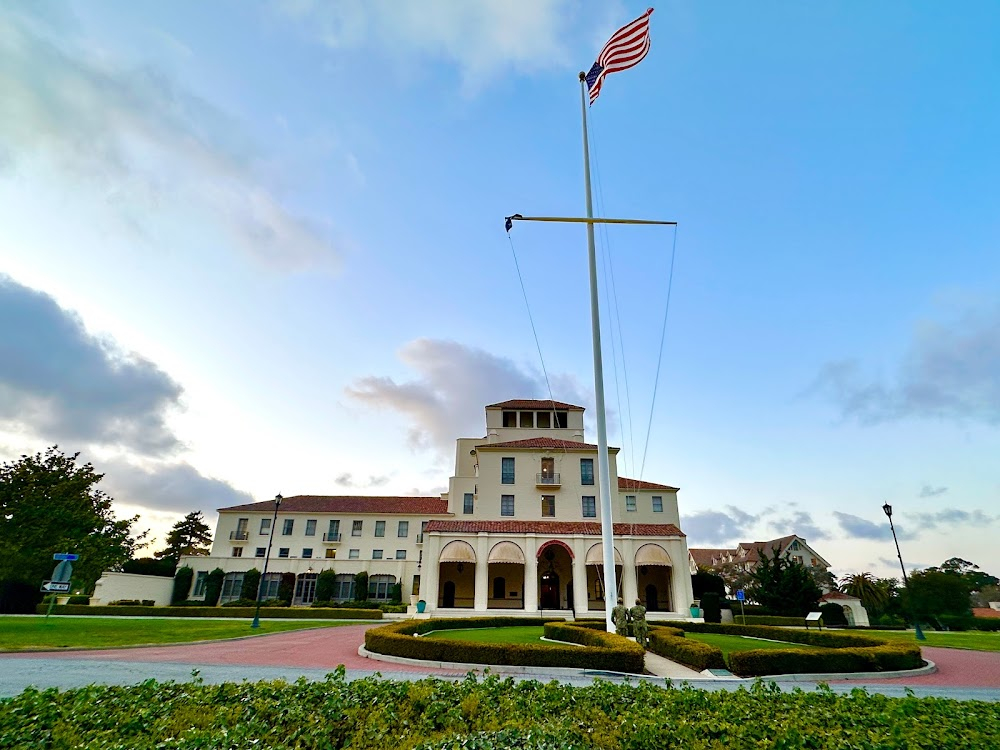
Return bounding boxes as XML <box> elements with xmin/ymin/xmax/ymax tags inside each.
<box><xmin>2</xmin><ymin>671</ymin><xmax>998</xmax><ymax>749</ymax></box>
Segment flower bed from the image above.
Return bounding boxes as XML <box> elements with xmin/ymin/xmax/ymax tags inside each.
<box><xmin>364</xmin><ymin>617</ymin><xmax>644</xmax><ymax>673</ymax></box>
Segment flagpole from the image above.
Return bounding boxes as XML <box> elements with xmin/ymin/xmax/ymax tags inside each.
<box><xmin>579</xmin><ymin>72</ymin><xmax>618</xmax><ymax>633</ymax></box>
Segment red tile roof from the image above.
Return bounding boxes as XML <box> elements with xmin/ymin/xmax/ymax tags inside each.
<box><xmin>478</xmin><ymin>437</ymin><xmax>601</xmax><ymax>451</ymax></box>
<box><xmin>688</xmin><ymin>548</ymin><xmax>732</xmax><ymax>567</ymax></box>
<box><xmin>425</xmin><ymin>520</ymin><xmax>684</xmax><ymax>537</ymax></box>
<box><xmin>973</xmin><ymin>607</ymin><xmax>1000</xmax><ymax>619</ymax></box>
<box><xmin>820</xmin><ymin>591</ymin><xmax>857</xmax><ymax>601</ymax></box>
<box><xmin>487</xmin><ymin>399</ymin><xmax>585</xmax><ymax>411</ymax></box>
<box><xmin>219</xmin><ymin>495</ymin><xmax>450</xmax><ymax>515</ymax></box>
<box><xmin>619</xmin><ymin>477</ymin><xmax>679</xmax><ymax>491</ymax></box>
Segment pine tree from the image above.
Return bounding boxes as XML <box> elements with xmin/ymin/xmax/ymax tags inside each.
<box><xmin>154</xmin><ymin>511</ymin><xmax>213</xmax><ymax>563</ymax></box>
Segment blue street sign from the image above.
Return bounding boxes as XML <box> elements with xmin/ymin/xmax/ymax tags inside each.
<box><xmin>736</xmin><ymin>589</ymin><xmax>745</xmax><ymax>601</ymax></box>
<box><xmin>52</xmin><ymin>560</ymin><xmax>73</xmax><ymax>583</ymax></box>
<box><xmin>53</xmin><ymin>553</ymin><xmax>79</xmax><ymax>561</ymax></box>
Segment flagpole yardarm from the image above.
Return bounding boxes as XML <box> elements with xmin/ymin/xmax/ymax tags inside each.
<box><xmin>507</xmin><ymin>215</ymin><xmax>676</xmax><ymax>227</ymax></box>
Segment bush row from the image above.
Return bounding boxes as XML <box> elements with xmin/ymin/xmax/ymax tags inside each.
<box><xmin>36</xmin><ymin>604</ymin><xmax>382</xmax><ymax>619</ymax></box>
<box><xmin>364</xmin><ymin>617</ymin><xmax>644</xmax><ymax>673</ymax></box>
<box><xmin>733</xmin><ymin>615</ymin><xmax>806</xmax><ymax>627</ymax></box>
<box><xmin>647</xmin><ymin>626</ymin><xmax>726</xmax><ymax>672</ymax></box>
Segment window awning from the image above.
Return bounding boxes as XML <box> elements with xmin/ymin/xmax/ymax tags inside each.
<box><xmin>585</xmin><ymin>543</ymin><xmax>623</xmax><ymax>565</ymax></box>
<box><xmin>488</xmin><ymin>541</ymin><xmax>525</xmax><ymax>564</ymax></box>
<box><xmin>439</xmin><ymin>540</ymin><xmax>477</xmax><ymax>563</ymax></box>
<box><xmin>635</xmin><ymin>544</ymin><xmax>672</xmax><ymax>567</ymax></box>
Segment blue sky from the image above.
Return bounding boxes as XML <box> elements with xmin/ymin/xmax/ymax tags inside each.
<box><xmin>2</xmin><ymin>1</ymin><xmax>998</xmax><ymax>581</ymax></box>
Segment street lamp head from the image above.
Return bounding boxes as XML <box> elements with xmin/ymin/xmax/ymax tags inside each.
<box><xmin>882</xmin><ymin>502</ymin><xmax>892</xmax><ymax>519</ymax></box>
<box><xmin>275</xmin><ymin>493</ymin><xmax>283</xmax><ymax>507</ymax></box>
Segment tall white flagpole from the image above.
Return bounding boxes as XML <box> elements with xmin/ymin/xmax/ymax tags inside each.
<box><xmin>579</xmin><ymin>72</ymin><xmax>618</xmax><ymax>633</ymax></box>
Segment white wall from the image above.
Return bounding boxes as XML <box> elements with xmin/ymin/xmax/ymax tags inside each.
<box><xmin>91</xmin><ymin>572</ymin><xmax>174</xmax><ymax>606</ymax></box>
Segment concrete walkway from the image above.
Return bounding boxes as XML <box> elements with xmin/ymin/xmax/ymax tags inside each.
<box><xmin>642</xmin><ymin>650</ymin><xmax>705</xmax><ymax>679</ymax></box>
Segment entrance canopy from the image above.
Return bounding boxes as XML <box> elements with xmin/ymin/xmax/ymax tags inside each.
<box><xmin>488</xmin><ymin>541</ymin><xmax>525</xmax><ymax>564</ymax></box>
<box><xmin>439</xmin><ymin>540</ymin><xmax>477</xmax><ymax>563</ymax></box>
<box><xmin>585</xmin><ymin>543</ymin><xmax>623</xmax><ymax>565</ymax></box>
<box><xmin>635</xmin><ymin>544</ymin><xmax>672</xmax><ymax>567</ymax></box>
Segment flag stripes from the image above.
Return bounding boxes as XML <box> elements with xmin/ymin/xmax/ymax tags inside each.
<box><xmin>587</xmin><ymin>7</ymin><xmax>654</xmax><ymax>105</ymax></box>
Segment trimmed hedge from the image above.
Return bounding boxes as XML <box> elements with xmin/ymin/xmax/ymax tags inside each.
<box><xmin>647</xmin><ymin>626</ymin><xmax>726</xmax><ymax>672</ymax></box>
<box><xmin>36</xmin><ymin>604</ymin><xmax>382</xmax><ymax>619</ymax></box>
<box><xmin>733</xmin><ymin>615</ymin><xmax>806</xmax><ymax>627</ymax></box>
<box><xmin>665</xmin><ymin>622</ymin><xmax>922</xmax><ymax>677</ymax></box>
<box><xmin>364</xmin><ymin>617</ymin><xmax>644</xmax><ymax>673</ymax></box>
<box><xmin>971</xmin><ymin>616</ymin><xmax>1000</xmax><ymax>632</ymax></box>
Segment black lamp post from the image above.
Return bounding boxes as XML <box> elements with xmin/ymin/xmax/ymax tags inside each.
<box><xmin>251</xmin><ymin>493</ymin><xmax>282</xmax><ymax>629</ymax></box>
<box><xmin>881</xmin><ymin>502</ymin><xmax>925</xmax><ymax>641</ymax></box>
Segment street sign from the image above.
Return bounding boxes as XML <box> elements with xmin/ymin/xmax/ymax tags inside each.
<box><xmin>53</xmin><ymin>553</ymin><xmax>79</xmax><ymax>561</ymax></box>
<box><xmin>41</xmin><ymin>581</ymin><xmax>71</xmax><ymax>593</ymax></box>
<box><xmin>52</xmin><ymin>560</ymin><xmax>73</xmax><ymax>583</ymax></box>
<box><xmin>736</xmin><ymin>589</ymin><xmax>745</xmax><ymax>601</ymax></box>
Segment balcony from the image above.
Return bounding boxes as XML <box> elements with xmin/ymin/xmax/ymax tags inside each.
<box><xmin>323</xmin><ymin>532</ymin><xmax>342</xmax><ymax>543</ymax></box>
<box><xmin>229</xmin><ymin>530</ymin><xmax>249</xmax><ymax>541</ymax></box>
<box><xmin>535</xmin><ymin>473</ymin><xmax>561</xmax><ymax>487</ymax></box>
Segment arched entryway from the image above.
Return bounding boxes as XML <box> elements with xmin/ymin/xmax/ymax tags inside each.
<box><xmin>537</xmin><ymin>540</ymin><xmax>573</xmax><ymax>610</ymax></box>
<box><xmin>438</xmin><ymin>540</ymin><xmax>476</xmax><ymax>608</ymax></box>
<box><xmin>635</xmin><ymin>543</ymin><xmax>673</xmax><ymax>612</ymax></box>
<box><xmin>584</xmin><ymin>542</ymin><xmax>623</xmax><ymax>611</ymax></box>
<box><xmin>488</xmin><ymin>541</ymin><xmax>525</xmax><ymax>609</ymax></box>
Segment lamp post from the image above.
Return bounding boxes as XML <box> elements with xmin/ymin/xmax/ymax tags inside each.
<box><xmin>881</xmin><ymin>502</ymin><xmax>925</xmax><ymax>641</ymax></box>
<box><xmin>251</xmin><ymin>493</ymin><xmax>282</xmax><ymax>629</ymax></box>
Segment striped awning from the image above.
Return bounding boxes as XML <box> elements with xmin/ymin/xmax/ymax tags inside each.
<box><xmin>488</xmin><ymin>541</ymin><xmax>525</xmax><ymax>564</ymax></box>
<box><xmin>585</xmin><ymin>543</ymin><xmax>623</xmax><ymax>565</ymax></box>
<box><xmin>635</xmin><ymin>543</ymin><xmax>672</xmax><ymax>567</ymax></box>
<box><xmin>439</xmin><ymin>540</ymin><xmax>477</xmax><ymax>563</ymax></box>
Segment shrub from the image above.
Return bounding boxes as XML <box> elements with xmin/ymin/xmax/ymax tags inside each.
<box><xmin>733</xmin><ymin>615</ymin><xmax>805</xmax><ymax>627</ymax></box>
<box><xmin>389</xmin><ymin>582</ymin><xmax>403</xmax><ymax>604</ymax></box>
<box><xmin>364</xmin><ymin>617</ymin><xmax>644</xmax><ymax>673</ymax></box>
<box><xmin>820</xmin><ymin>603</ymin><xmax>848</xmax><ymax>627</ymax></box>
<box><xmin>220</xmin><ymin>598</ymin><xmax>259</xmax><ymax>607</ymax></box>
<box><xmin>278</xmin><ymin>573</ymin><xmax>295</xmax><ymax>606</ymax></box>
<box><xmin>0</xmin><ymin>580</ymin><xmax>42</xmax><ymax>614</ymax></box>
<box><xmin>38</xmin><ymin>604</ymin><xmax>383</xmax><ymax>619</ymax></box>
<box><xmin>171</xmin><ymin>566</ymin><xmax>193</xmax><ymax>605</ymax></box>
<box><xmin>204</xmin><ymin>569</ymin><xmax>225</xmax><ymax>606</ymax></box>
<box><xmin>240</xmin><ymin>569</ymin><xmax>261</xmax><ymax>602</ymax></box>
<box><xmin>972</xmin><ymin>616</ymin><xmax>1000</xmax><ymax>632</ymax></box>
<box><xmin>67</xmin><ymin>595</ymin><xmax>90</xmax><ymax>605</ymax></box>
<box><xmin>316</xmin><ymin>570</ymin><xmax>338</xmax><ymax>602</ymax></box>
<box><xmin>701</xmin><ymin>592</ymin><xmax>722</xmax><ymax>623</ymax></box>
<box><xmin>647</xmin><ymin>626</ymin><xmax>726</xmax><ymax>671</ymax></box>
<box><xmin>354</xmin><ymin>572</ymin><xmax>369</xmax><ymax>603</ymax></box>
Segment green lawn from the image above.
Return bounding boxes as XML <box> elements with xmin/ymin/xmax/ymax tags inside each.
<box><xmin>423</xmin><ymin>626</ymin><xmax>563</xmax><ymax>648</ymax></box>
<box><xmin>0</xmin><ymin>616</ymin><xmax>353</xmax><ymax>651</ymax></box>
<box><xmin>685</xmin><ymin>632</ymin><xmax>813</xmax><ymax>658</ymax></box>
<box><xmin>858</xmin><ymin>628</ymin><xmax>1000</xmax><ymax>652</ymax></box>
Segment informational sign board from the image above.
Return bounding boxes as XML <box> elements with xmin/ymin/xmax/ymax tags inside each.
<box><xmin>736</xmin><ymin>589</ymin><xmax>745</xmax><ymax>601</ymax></box>
<box><xmin>805</xmin><ymin>611</ymin><xmax>824</xmax><ymax>630</ymax></box>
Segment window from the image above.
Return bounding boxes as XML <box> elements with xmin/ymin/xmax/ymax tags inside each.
<box><xmin>278</xmin><ymin>548</ymin><xmax>289</xmax><ymax>558</ymax></box>
<box><xmin>232</xmin><ymin>547</ymin><xmax>243</xmax><ymax>557</ymax></box>
<box><xmin>582</xmin><ymin>496</ymin><xmax>596</xmax><ymax>518</ymax></box>
<box><xmin>811</xmin><ymin>558</ymin><xmax>817</xmax><ymax>566</ymax></box>
<box><xmin>536</xmin><ymin>411</ymin><xmax>551</xmax><ymax>428</ymax></box>
<box><xmin>463</xmin><ymin>493</ymin><xmax>474</xmax><ymax>514</ymax></box>
<box><xmin>255</xmin><ymin>547</ymin><xmax>266</xmax><ymax>557</ymax></box>
<box><xmin>502</xmin><ymin>411</ymin><xmax>517</xmax><ymax>427</ymax></box>
<box><xmin>540</xmin><ymin>457</ymin><xmax>555</xmax><ymax>479</ymax></box>
<box><xmin>397</xmin><ymin>521</ymin><xmax>409</xmax><ymax>538</ymax></box>
<box><xmin>325</xmin><ymin>548</ymin><xmax>336</xmax><ymax>559</ymax></box>
<box><xmin>372</xmin><ymin>549</ymin><xmax>383</xmax><ymax>559</ymax></box>
<box><xmin>333</xmin><ymin>574</ymin><xmax>355</xmax><ymax>600</ymax></box>
<box><xmin>541</xmin><ymin>495</ymin><xmax>555</xmax><ymax>517</ymax></box>
<box><xmin>220</xmin><ymin>572</ymin><xmax>245</xmax><ymax>603</ymax></box>
<box><xmin>580</xmin><ymin>458</ymin><xmax>595</xmax><ymax>486</ymax></box>
<box><xmin>501</xmin><ymin>494</ymin><xmax>515</xmax><ymax>516</ymax></box>
<box><xmin>368</xmin><ymin>574</ymin><xmax>396</xmax><ymax>600</ymax></box>
<box><xmin>554</xmin><ymin>411</ymin><xmax>568</xmax><ymax>428</ymax></box>
<box><xmin>327</xmin><ymin>520</ymin><xmax>340</xmax><ymax>540</ymax></box>
<box><xmin>235</xmin><ymin>518</ymin><xmax>248</xmax><ymax>539</ymax></box>
<box><xmin>374</xmin><ymin>520</ymin><xmax>385</xmax><ymax>537</ymax></box>
<box><xmin>349</xmin><ymin>549</ymin><xmax>360</xmax><ymax>559</ymax></box>
<box><xmin>294</xmin><ymin>573</ymin><xmax>318</xmax><ymax>605</ymax></box>
<box><xmin>493</xmin><ymin>577</ymin><xmax>506</xmax><ymax>599</ymax></box>
<box><xmin>302</xmin><ymin>548</ymin><xmax>313</xmax><ymax>559</ymax></box>
<box><xmin>501</xmin><ymin>457</ymin><xmax>515</xmax><ymax>484</ymax></box>
<box><xmin>625</xmin><ymin>495</ymin><xmax>637</xmax><ymax>512</ymax></box>
<box><xmin>395</xmin><ymin>550</ymin><xmax>406</xmax><ymax>560</ymax></box>
<box><xmin>260</xmin><ymin>518</ymin><xmax>271</xmax><ymax>535</ymax></box>
<box><xmin>791</xmin><ymin>541</ymin><xmax>800</xmax><ymax>550</ymax></box>
<box><xmin>282</xmin><ymin>518</ymin><xmax>294</xmax><ymax>535</ymax></box>
<box><xmin>305</xmin><ymin>519</ymin><xmax>317</xmax><ymax>536</ymax></box>
<box><xmin>412</xmin><ymin>575</ymin><xmax>420</xmax><ymax>596</ymax></box>
<box><xmin>652</xmin><ymin>496</ymin><xmax>663</xmax><ymax>512</ymax></box>
<box><xmin>193</xmin><ymin>571</ymin><xmax>208</xmax><ymax>597</ymax></box>
<box><xmin>519</xmin><ymin>411</ymin><xmax>534</xmax><ymax>428</ymax></box>
<box><xmin>260</xmin><ymin>573</ymin><xmax>281</xmax><ymax>599</ymax></box>
<box><xmin>352</xmin><ymin>520</ymin><xmax>363</xmax><ymax>537</ymax></box>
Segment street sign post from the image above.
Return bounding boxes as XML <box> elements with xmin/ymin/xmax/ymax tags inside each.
<box><xmin>53</xmin><ymin>553</ymin><xmax>79</xmax><ymax>562</ymax></box>
<box><xmin>44</xmin><ymin>553</ymin><xmax>78</xmax><ymax>618</ymax></box>
<box><xmin>40</xmin><ymin>581</ymin><xmax>71</xmax><ymax>593</ymax></box>
<box><xmin>736</xmin><ymin>589</ymin><xmax>746</xmax><ymax>624</ymax></box>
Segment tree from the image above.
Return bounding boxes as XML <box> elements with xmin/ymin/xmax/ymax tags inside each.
<box><xmin>903</xmin><ymin>569</ymin><xmax>971</xmax><ymax>622</ymax></box>
<box><xmin>316</xmin><ymin>569</ymin><xmax>338</xmax><ymax>602</ymax></box>
<box><xmin>122</xmin><ymin>557</ymin><xmax>176</xmax><ymax>577</ymax></box>
<box><xmin>691</xmin><ymin>569</ymin><xmax>727</xmax><ymax>599</ymax></box>
<box><xmin>354</xmin><ymin>571</ymin><xmax>369</xmax><ymax>603</ymax></box>
<box><xmin>172</xmin><ymin>566</ymin><xmax>194</xmax><ymax>605</ymax></box>
<box><xmin>926</xmin><ymin>558</ymin><xmax>999</xmax><ymax>593</ymax></box>
<box><xmin>840</xmin><ymin>572</ymin><xmax>890</xmax><ymax>612</ymax></box>
<box><xmin>154</xmin><ymin>511</ymin><xmax>213</xmax><ymax>563</ymax></box>
<box><xmin>240</xmin><ymin>568</ymin><xmax>261</xmax><ymax>601</ymax></box>
<box><xmin>745</xmin><ymin>546</ymin><xmax>822</xmax><ymax>617</ymax></box>
<box><xmin>0</xmin><ymin>447</ymin><xmax>146</xmax><ymax>595</ymax></box>
<box><xmin>971</xmin><ymin>584</ymin><xmax>1000</xmax><ymax>608</ymax></box>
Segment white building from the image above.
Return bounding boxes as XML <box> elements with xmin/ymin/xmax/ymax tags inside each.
<box><xmin>180</xmin><ymin>399</ymin><xmax>694</xmax><ymax>619</ymax></box>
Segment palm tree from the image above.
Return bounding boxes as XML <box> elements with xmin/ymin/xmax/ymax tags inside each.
<box><xmin>840</xmin><ymin>572</ymin><xmax>890</xmax><ymax>611</ymax></box>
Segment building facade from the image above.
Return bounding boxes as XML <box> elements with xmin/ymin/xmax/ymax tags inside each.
<box><xmin>179</xmin><ymin>399</ymin><xmax>694</xmax><ymax>619</ymax></box>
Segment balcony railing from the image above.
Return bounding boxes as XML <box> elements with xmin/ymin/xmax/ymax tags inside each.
<box><xmin>229</xmin><ymin>530</ymin><xmax>249</xmax><ymax>540</ymax></box>
<box><xmin>323</xmin><ymin>532</ymin><xmax>342</xmax><ymax>543</ymax></box>
<box><xmin>535</xmin><ymin>473</ymin><xmax>561</xmax><ymax>487</ymax></box>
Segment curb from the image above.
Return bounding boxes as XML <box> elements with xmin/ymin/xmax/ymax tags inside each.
<box><xmin>759</xmin><ymin>659</ymin><xmax>938</xmax><ymax>682</ymax></box>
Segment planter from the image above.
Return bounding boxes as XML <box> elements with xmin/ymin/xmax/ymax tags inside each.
<box><xmin>689</xmin><ymin>607</ymin><xmax>701</xmax><ymax>618</ymax></box>
<box><xmin>409</xmin><ymin>595</ymin><xmax>418</xmax><ymax>606</ymax></box>
<box><xmin>416</xmin><ymin>600</ymin><xmax>426</xmax><ymax>613</ymax></box>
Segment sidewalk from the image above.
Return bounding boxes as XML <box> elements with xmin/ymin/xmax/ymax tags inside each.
<box><xmin>641</xmin><ymin>650</ymin><xmax>705</xmax><ymax>679</ymax></box>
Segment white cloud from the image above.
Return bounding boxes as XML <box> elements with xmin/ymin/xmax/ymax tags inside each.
<box><xmin>681</xmin><ymin>507</ymin><xmax>759</xmax><ymax>546</ymax></box>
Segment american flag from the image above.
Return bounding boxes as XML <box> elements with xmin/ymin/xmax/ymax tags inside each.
<box><xmin>585</xmin><ymin>8</ymin><xmax>654</xmax><ymax>105</ymax></box>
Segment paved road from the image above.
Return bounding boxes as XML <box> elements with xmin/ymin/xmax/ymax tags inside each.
<box><xmin>3</xmin><ymin>625</ymin><xmax>999</xmax><ymax>701</ymax></box>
